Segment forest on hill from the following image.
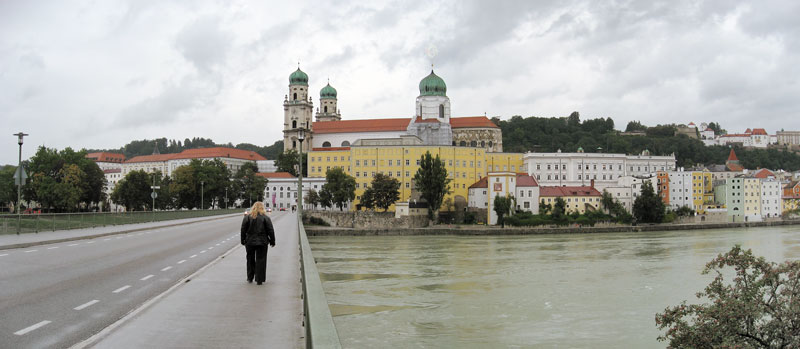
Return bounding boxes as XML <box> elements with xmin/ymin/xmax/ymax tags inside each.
<box><xmin>87</xmin><ymin>138</ymin><xmax>284</xmax><ymax>161</ymax></box>
<box><xmin>494</xmin><ymin>112</ymin><xmax>800</xmax><ymax>171</ymax></box>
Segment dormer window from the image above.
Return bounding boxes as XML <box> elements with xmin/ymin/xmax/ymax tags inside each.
<box><xmin>439</xmin><ymin>104</ymin><xmax>444</xmax><ymax>118</ymax></box>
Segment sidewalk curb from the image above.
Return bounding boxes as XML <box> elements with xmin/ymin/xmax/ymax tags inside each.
<box><xmin>70</xmin><ymin>243</ymin><xmax>243</xmax><ymax>349</ymax></box>
<box><xmin>0</xmin><ymin>213</ymin><xmax>241</xmax><ymax>251</ymax></box>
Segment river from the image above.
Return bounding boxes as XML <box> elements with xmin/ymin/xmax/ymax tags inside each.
<box><xmin>309</xmin><ymin>225</ymin><xmax>800</xmax><ymax>348</ymax></box>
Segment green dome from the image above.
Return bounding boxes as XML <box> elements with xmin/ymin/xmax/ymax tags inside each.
<box><xmin>419</xmin><ymin>70</ymin><xmax>447</xmax><ymax>96</ymax></box>
<box><xmin>320</xmin><ymin>83</ymin><xmax>337</xmax><ymax>99</ymax></box>
<box><xmin>289</xmin><ymin>68</ymin><xmax>308</xmax><ymax>86</ymax></box>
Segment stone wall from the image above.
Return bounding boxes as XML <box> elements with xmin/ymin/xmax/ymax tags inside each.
<box><xmin>306</xmin><ymin>211</ymin><xmax>429</xmax><ymax>229</ymax></box>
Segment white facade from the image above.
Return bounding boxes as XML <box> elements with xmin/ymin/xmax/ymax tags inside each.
<box><xmin>257</xmin><ymin>160</ymin><xmax>277</xmax><ymax>173</ymax></box>
<box><xmin>122</xmin><ymin>160</ymin><xmax>169</xmax><ymax>176</ymax></box>
<box><xmin>603</xmin><ymin>176</ymin><xmax>647</xmax><ymax>213</ymax></box>
<box><xmin>263</xmin><ymin>177</ymin><xmax>335</xmax><ymax>211</ymax></box>
<box><xmin>524</xmin><ymin>151</ymin><xmax>676</xmax><ymax>191</ymax></box>
<box><xmin>668</xmin><ymin>171</ymin><xmax>695</xmax><ymax>210</ymax></box>
<box><xmin>311</xmin><ymin>130</ymin><xmax>406</xmax><ymax>149</ymax></box>
<box><xmin>760</xmin><ymin>179</ymin><xmax>781</xmax><ymax>219</ymax></box>
<box><xmin>468</xmin><ymin>186</ymin><xmax>488</xmax><ymax>209</ymax></box>
<box><xmin>514</xmin><ymin>183</ymin><xmax>540</xmax><ymax>213</ymax></box>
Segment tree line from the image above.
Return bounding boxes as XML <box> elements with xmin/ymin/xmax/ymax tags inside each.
<box><xmin>87</xmin><ymin>138</ymin><xmax>284</xmax><ymax>162</ymax></box>
<box><xmin>495</xmin><ymin>112</ymin><xmax>800</xmax><ymax>171</ymax></box>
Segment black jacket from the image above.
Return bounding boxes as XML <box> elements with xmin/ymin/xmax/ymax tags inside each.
<box><xmin>240</xmin><ymin>214</ymin><xmax>276</xmax><ymax>247</ymax></box>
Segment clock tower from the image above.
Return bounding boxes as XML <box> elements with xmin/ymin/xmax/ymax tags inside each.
<box><xmin>283</xmin><ymin>67</ymin><xmax>314</xmax><ymax>152</ymax></box>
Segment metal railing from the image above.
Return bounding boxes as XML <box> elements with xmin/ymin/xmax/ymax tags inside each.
<box><xmin>298</xmin><ymin>222</ymin><xmax>341</xmax><ymax>348</ymax></box>
<box><xmin>0</xmin><ymin>209</ymin><xmax>242</xmax><ymax>235</ymax></box>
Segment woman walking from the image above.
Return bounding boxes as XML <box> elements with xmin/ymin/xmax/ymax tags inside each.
<box><xmin>240</xmin><ymin>202</ymin><xmax>275</xmax><ymax>285</ymax></box>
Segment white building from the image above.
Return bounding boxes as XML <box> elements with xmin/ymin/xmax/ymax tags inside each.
<box><xmin>760</xmin><ymin>179</ymin><xmax>782</xmax><ymax>219</ymax></box>
<box><xmin>86</xmin><ymin>152</ymin><xmax>125</xmax><ymax>171</ymax></box>
<box><xmin>259</xmin><ymin>173</ymin><xmax>332</xmax><ymax>211</ymax></box>
<box><xmin>603</xmin><ymin>175</ymin><xmax>650</xmax><ymax>213</ymax></box>
<box><xmin>667</xmin><ymin>171</ymin><xmax>696</xmax><ymax>210</ymax></box>
<box><xmin>718</xmin><ymin>128</ymin><xmax>772</xmax><ymax>148</ymax></box>
<box><xmin>123</xmin><ymin>147</ymin><xmax>268</xmax><ymax>177</ymax></box>
<box><xmin>523</xmin><ymin>149</ymin><xmax>676</xmax><ymax>191</ymax></box>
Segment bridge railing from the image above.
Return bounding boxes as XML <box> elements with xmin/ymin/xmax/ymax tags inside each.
<box><xmin>0</xmin><ymin>209</ymin><xmax>242</xmax><ymax>235</ymax></box>
<box><xmin>298</xmin><ymin>222</ymin><xmax>341</xmax><ymax>348</ymax></box>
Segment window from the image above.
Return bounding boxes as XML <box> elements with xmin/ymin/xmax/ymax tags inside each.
<box><xmin>356</xmin><ymin>160</ymin><xmax>360</xmax><ymax>166</ymax></box>
<box><xmin>341</xmin><ymin>141</ymin><xmax>350</xmax><ymax>147</ymax></box>
<box><xmin>537</xmin><ymin>164</ymin><xmax>541</xmax><ymax>170</ymax></box>
<box><xmin>293</xmin><ymin>93</ymin><xmax>297</xmax><ymax>100</ymax></box>
<box><xmin>322</xmin><ymin>141</ymin><xmax>331</xmax><ymax>148</ymax></box>
<box><xmin>406</xmin><ymin>159</ymin><xmax>410</xmax><ymax>166</ymax></box>
<box><xmin>460</xmin><ymin>141</ymin><xmax>466</xmax><ymax>146</ymax></box>
<box><xmin>292</xmin><ymin>120</ymin><xmax>297</xmax><ymax>128</ymax></box>
<box><xmin>439</xmin><ymin>104</ymin><xmax>444</xmax><ymax>118</ymax></box>
<box><xmin>405</xmin><ymin>182</ymin><xmax>410</xmax><ymax>188</ymax></box>
<box><xmin>372</xmin><ymin>160</ymin><xmax>376</xmax><ymax>166</ymax></box>
<box><xmin>547</xmin><ymin>164</ymin><xmax>551</xmax><ymax>170</ymax></box>
<box><xmin>416</xmin><ymin>160</ymin><xmax>421</xmax><ymax>165</ymax></box>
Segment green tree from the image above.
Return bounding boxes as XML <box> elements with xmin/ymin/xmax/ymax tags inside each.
<box><xmin>234</xmin><ymin>162</ymin><xmax>267</xmax><ymax>207</ymax></box>
<box><xmin>275</xmin><ymin>150</ymin><xmax>307</xmax><ymax>177</ymax></box>
<box><xmin>493</xmin><ymin>194</ymin><xmax>514</xmax><ymax>227</ymax></box>
<box><xmin>633</xmin><ymin>180</ymin><xmax>665</xmax><ymax>223</ymax></box>
<box><xmin>170</xmin><ymin>166</ymin><xmax>198</xmax><ymax>209</ymax></box>
<box><xmin>656</xmin><ymin>245</ymin><xmax>800</xmax><ymax>348</ymax></box>
<box><xmin>413</xmin><ymin>152</ymin><xmax>452</xmax><ymax>222</ymax></box>
<box><xmin>111</xmin><ymin>170</ymin><xmax>151</xmax><ymax>211</ymax></box>
<box><xmin>552</xmin><ymin>197</ymin><xmax>567</xmax><ymax>222</ymax></box>
<box><xmin>0</xmin><ymin>166</ymin><xmax>17</xmax><ymax>211</ymax></box>
<box><xmin>363</xmin><ymin>173</ymin><xmax>400</xmax><ymax>211</ymax></box>
<box><xmin>24</xmin><ymin>146</ymin><xmax>107</xmax><ymax>211</ymax></box>
<box><xmin>538</xmin><ymin>200</ymin><xmax>552</xmax><ymax>215</ymax></box>
<box><xmin>321</xmin><ymin>167</ymin><xmax>355</xmax><ymax>211</ymax></box>
<box><xmin>625</xmin><ymin>121</ymin><xmax>647</xmax><ymax>132</ymax></box>
<box><xmin>317</xmin><ymin>187</ymin><xmax>333</xmax><ymax>210</ymax></box>
<box><xmin>306</xmin><ymin>189</ymin><xmax>319</xmax><ymax>210</ymax></box>
<box><xmin>359</xmin><ymin>186</ymin><xmax>375</xmax><ymax>210</ymax></box>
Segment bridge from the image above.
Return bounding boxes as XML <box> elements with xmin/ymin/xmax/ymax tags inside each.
<box><xmin>0</xmin><ymin>212</ymin><xmax>339</xmax><ymax>348</ymax></box>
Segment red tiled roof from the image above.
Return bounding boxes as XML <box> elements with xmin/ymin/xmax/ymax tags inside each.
<box><xmin>752</xmin><ymin>128</ymin><xmax>768</xmax><ymax>136</ymax></box>
<box><xmin>754</xmin><ymin>168</ymin><xmax>775</xmax><ymax>178</ymax></box>
<box><xmin>516</xmin><ymin>173</ymin><xmax>539</xmax><ymax>187</ymax></box>
<box><xmin>311</xmin><ymin>115</ymin><xmax>499</xmax><ymax>134</ymax></box>
<box><xmin>540</xmin><ymin>186</ymin><xmax>602</xmax><ymax>197</ymax></box>
<box><xmin>103</xmin><ymin>168</ymin><xmax>121</xmax><ymax>174</ymax></box>
<box><xmin>450</xmin><ymin>116</ymin><xmax>499</xmax><ymax>129</ymax></box>
<box><xmin>720</xmin><ymin>134</ymin><xmax>750</xmax><ymax>138</ymax></box>
<box><xmin>256</xmin><ymin>172</ymin><xmax>295</xmax><ymax>179</ymax></box>
<box><xmin>688</xmin><ymin>122</ymin><xmax>695</xmax><ymax>126</ymax></box>
<box><xmin>86</xmin><ymin>152</ymin><xmax>125</xmax><ymax>163</ymax></box>
<box><xmin>468</xmin><ymin>177</ymin><xmax>488</xmax><ymax>189</ymax></box>
<box><xmin>311</xmin><ymin>147</ymin><xmax>351</xmax><ymax>151</ymax></box>
<box><xmin>745</xmin><ymin>128</ymin><xmax>752</xmax><ymax>134</ymax></box>
<box><xmin>125</xmin><ymin>147</ymin><xmax>266</xmax><ymax>163</ymax></box>
<box><xmin>312</xmin><ymin>118</ymin><xmax>410</xmax><ymax>134</ymax></box>
<box><xmin>727</xmin><ymin>149</ymin><xmax>739</xmax><ymax>161</ymax></box>
<box><xmin>177</xmin><ymin>147</ymin><xmax>267</xmax><ymax>161</ymax></box>
<box><xmin>727</xmin><ymin>163</ymin><xmax>744</xmax><ymax>172</ymax></box>
<box><xmin>125</xmin><ymin>154</ymin><xmax>176</xmax><ymax>163</ymax></box>
<box><xmin>413</xmin><ymin>116</ymin><xmax>442</xmax><ymax>124</ymax></box>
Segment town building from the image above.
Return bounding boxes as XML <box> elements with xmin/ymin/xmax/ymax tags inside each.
<box><xmin>743</xmin><ymin>177</ymin><xmax>763</xmax><ymax>222</ymax></box>
<box><xmin>760</xmin><ymin>178</ymin><xmax>782</xmax><ymax>219</ymax></box>
<box><xmin>604</xmin><ymin>176</ymin><xmax>650</xmax><ymax>213</ymax></box>
<box><xmin>122</xmin><ymin>147</ymin><xmax>269</xmax><ymax>177</ymax></box>
<box><xmin>86</xmin><ymin>152</ymin><xmax>126</xmax><ymax>171</ymax></box>
<box><xmin>715</xmin><ymin>177</ymin><xmax>745</xmax><ymax>222</ymax></box>
<box><xmin>539</xmin><ymin>185</ymin><xmax>602</xmax><ymax>214</ymax></box>
<box><xmin>469</xmin><ymin>172</ymin><xmax>539</xmax><ymax>224</ymax></box>
<box><xmin>522</xmin><ymin>149</ymin><xmax>676</xmax><ymax>191</ymax></box>
<box><xmin>718</xmin><ymin>128</ymin><xmax>771</xmax><ymax>148</ymax></box>
<box><xmin>776</xmin><ymin>130</ymin><xmax>800</xmax><ymax>146</ymax></box>
<box><xmin>259</xmin><ymin>172</ymin><xmax>329</xmax><ymax>211</ymax></box>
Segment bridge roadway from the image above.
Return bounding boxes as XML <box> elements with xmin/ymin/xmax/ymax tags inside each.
<box><xmin>0</xmin><ymin>212</ymin><xmax>303</xmax><ymax>348</ymax></box>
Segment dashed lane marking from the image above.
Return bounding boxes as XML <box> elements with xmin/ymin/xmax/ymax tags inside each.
<box><xmin>86</xmin><ymin>241</ymin><xmax>95</xmax><ymax>244</ymax></box>
<box><xmin>161</xmin><ymin>266</ymin><xmax>173</xmax><ymax>271</ymax></box>
<box><xmin>47</xmin><ymin>247</ymin><xmax>59</xmax><ymax>250</ymax></box>
<box><xmin>14</xmin><ymin>320</ymin><xmax>51</xmax><ymax>336</ymax></box>
<box><xmin>177</xmin><ymin>260</ymin><xmax>186</xmax><ymax>264</ymax></box>
<box><xmin>200</xmin><ymin>250</ymin><xmax>207</xmax><ymax>254</ymax></box>
<box><xmin>74</xmin><ymin>300</ymin><xmax>99</xmax><ymax>310</ymax></box>
<box><xmin>0</xmin><ymin>254</ymin><xmax>8</xmax><ymax>257</ymax></box>
<box><xmin>140</xmin><ymin>275</ymin><xmax>154</xmax><ymax>281</ymax></box>
<box><xmin>190</xmin><ymin>254</ymin><xmax>197</xmax><ymax>258</ymax></box>
<box><xmin>112</xmin><ymin>285</ymin><xmax>131</xmax><ymax>293</ymax></box>
<box><xmin>68</xmin><ymin>244</ymin><xmax>79</xmax><ymax>247</ymax></box>
<box><xmin>24</xmin><ymin>250</ymin><xmax>38</xmax><ymax>253</ymax></box>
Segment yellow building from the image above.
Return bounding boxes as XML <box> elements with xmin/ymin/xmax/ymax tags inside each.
<box><xmin>307</xmin><ymin>143</ymin><xmax>523</xmax><ymax>211</ymax></box>
<box><xmin>693</xmin><ymin>171</ymin><xmax>714</xmax><ymax>214</ymax></box>
<box><xmin>539</xmin><ymin>186</ymin><xmax>602</xmax><ymax>214</ymax></box>
<box><xmin>784</xmin><ymin>195</ymin><xmax>800</xmax><ymax>214</ymax></box>
<box><xmin>743</xmin><ymin>177</ymin><xmax>762</xmax><ymax>218</ymax></box>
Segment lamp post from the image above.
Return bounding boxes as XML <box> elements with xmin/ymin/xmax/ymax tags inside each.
<box><xmin>150</xmin><ymin>170</ymin><xmax>160</xmax><ymax>222</ymax></box>
<box><xmin>225</xmin><ymin>187</ymin><xmax>228</xmax><ymax>209</ymax></box>
<box><xmin>200</xmin><ymin>181</ymin><xmax>205</xmax><ymax>210</ymax></box>
<box><xmin>297</xmin><ymin>128</ymin><xmax>305</xmax><ymax>223</ymax></box>
<box><xmin>13</xmin><ymin>132</ymin><xmax>28</xmax><ymax>235</ymax></box>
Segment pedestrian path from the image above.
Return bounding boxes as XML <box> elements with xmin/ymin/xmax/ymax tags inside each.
<box><xmin>83</xmin><ymin>213</ymin><xmax>304</xmax><ymax>348</ymax></box>
<box><xmin>0</xmin><ymin>214</ymin><xmax>241</xmax><ymax>250</ymax></box>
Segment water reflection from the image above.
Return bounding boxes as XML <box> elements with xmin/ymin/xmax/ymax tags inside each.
<box><xmin>310</xmin><ymin>225</ymin><xmax>800</xmax><ymax>348</ymax></box>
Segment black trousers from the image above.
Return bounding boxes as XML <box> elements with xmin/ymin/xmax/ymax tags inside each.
<box><xmin>245</xmin><ymin>245</ymin><xmax>268</xmax><ymax>283</ymax></box>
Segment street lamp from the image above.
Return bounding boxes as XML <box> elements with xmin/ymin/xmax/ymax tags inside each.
<box><xmin>200</xmin><ymin>181</ymin><xmax>205</xmax><ymax>210</ymax></box>
<box><xmin>13</xmin><ymin>132</ymin><xmax>28</xmax><ymax>235</ymax></box>
<box><xmin>150</xmin><ymin>169</ymin><xmax>160</xmax><ymax>221</ymax></box>
<box><xmin>297</xmin><ymin>128</ymin><xmax>305</xmax><ymax>222</ymax></box>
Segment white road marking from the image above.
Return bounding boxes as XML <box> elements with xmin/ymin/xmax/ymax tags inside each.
<box><xmin>14</xmin><ymin>320</ymin><xmax>51</xmax><ymax>335</ymax></box>
<box><xmin>0</xmin><ymin>254</ymin><xmax>8</xmax><ymax>257</ymax></box>
<box><xmin>161</xmin><ymin>266</ymin><xmax>172</xmax><ymax>271</ymax></box>
<box><xmin>190</xmin><ymin>254</ymin><xmax>197</xmax><ymax>258</ymax></box>
<box><xmin>24</xmin><ymin>250</ymin><xmax>38</xmax><ymax>253</ymax></box>
<box><xmin>215</xmin><ymin>243</ymin><xmax>220</xmax><ymax>246</ymax></box>
<box><xmin>74</xmin><ymin>300</ymin><xmax>99</xmax><ymax>310</ymax></box>
<box><xmin>177</xmin><ymin>260</ymin><xmax>186</xmax><ymax>264</ymax></box>
<box><xmin>86</xmin><ymin>241</ymin><xmax>95</xmax><ymax>244</ymax></box>
<box><xmin>112</xmin><ymin>285</ymin><xmax>131</xmax><ymax>293</ymax></box>
<box><xmin>200</xmin><ymin>250</ymin><xmax>207</xmax><ymax>254</ymax></box>
<box><xmin>140</xmin><ymin>274</ymin><xmax>154</xmax><ymax>281</ymax></box>
<box><xmin>47</xmin><ymin>247</ymin><xmax>59</xmax><ymax>250</ymax></box>
<box><xmin>208</xmin><ymin>246</ymin><xmax>214</xmax><ymax>250</ymax></box>
<box><xmin>68</xmin><ymin>243</ymin><xmax>79</xmax><ymax>246</ymax></box>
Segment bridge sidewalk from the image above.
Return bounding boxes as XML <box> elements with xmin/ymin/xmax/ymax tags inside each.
<box><xmin>84</xmin><ymin>213</ymin><xmax>304</xmax><ymax>348</ymax></box>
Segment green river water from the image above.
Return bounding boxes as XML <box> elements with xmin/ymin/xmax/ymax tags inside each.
<box><xmin>309</xmin><ymin>225</ymin><xmax>800</xmax><ymax>348</ymax></box>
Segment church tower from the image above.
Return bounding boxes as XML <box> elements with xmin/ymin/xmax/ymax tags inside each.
<box><xmin>283</xmin><ymin>67</ymin><xmax>314</xmax><ymax>152</ymax></box>
<box><xmin>407</xmin><ymin>70</ymin><xmax>453</xmax><ymax>145</ymax></box>
<box><xmin>316</xmin><ymin>80</ymin><xmax>341</xmax><ymax>121</ymax></box>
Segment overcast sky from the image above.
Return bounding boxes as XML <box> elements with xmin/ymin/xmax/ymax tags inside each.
<box><xmin>2</xmin><ymin>0</ymin><xmax>799</xmax><ymax>165</ymax></box>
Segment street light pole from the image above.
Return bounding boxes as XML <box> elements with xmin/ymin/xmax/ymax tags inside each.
<box><xmin>200</xmin><ymin>181</ymin><xmax>205</xmax><ymax>210</ymax></box>
<box><xmin>297</xmin><ymin>128</ymin><xmax>305</xmax><ymax>224</ymax></box>
<box><xmin>14</xmin><ymin>132</ymin><xmax>28</xmax><ymax>235</ymax></box>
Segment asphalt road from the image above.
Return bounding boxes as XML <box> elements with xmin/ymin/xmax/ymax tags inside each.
<box><xmin>0</xmin><ymin>212</ymin><xmax>287</xmax><ymax>348</ymax></box>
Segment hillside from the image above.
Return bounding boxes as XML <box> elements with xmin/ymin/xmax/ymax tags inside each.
<box><xmin>87</xmin><ymin>138</ymin><xmax>284</xmax><ymax>161</ymax></box>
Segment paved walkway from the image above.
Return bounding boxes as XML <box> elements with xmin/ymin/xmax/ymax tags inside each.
<box><xmin>84</xmin><ymin>213</ymin><xmax>304</xmax><ymax>348</ymax></box>
<box><xmin>0</xmin><ymin>214</ymin><xmax>241</xmax><ymax>250</ymax></box>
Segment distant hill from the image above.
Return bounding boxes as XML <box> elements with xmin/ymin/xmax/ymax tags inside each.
<box><xmin>496</xmin><ymin>112</ymin><xmax>800</xmax><ymax>171</ymax></box>
<box><xmin>87</xmin><ymin>138</ymin><xmax>284</xmax><ymax>161</ymax></box>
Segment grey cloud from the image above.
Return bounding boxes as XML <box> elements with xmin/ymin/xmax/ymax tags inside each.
<box><xmin>116</xmin><ymin>76</ymin><xmax>220</xmax><ymax>127</ymax></box>
<box><xmin>174</xmin><ymin>16</ymin><xmax>233</xmax><ymax>73</ymax></box>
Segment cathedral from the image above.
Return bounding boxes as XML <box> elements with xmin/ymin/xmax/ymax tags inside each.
<box><xmin>282</xmin><ymin>67</ymin><xmax>503</xmax><ymax>153</ymax></box>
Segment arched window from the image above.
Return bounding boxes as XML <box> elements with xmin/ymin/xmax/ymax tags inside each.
<box><xmin>460</xmin><ymin>141</ymin><xmax>467</xmax><ymax>146</ymax></box>
<box><xmin>292</xmin><ymin>120</ymin><xmax>297</xmax><ymax>128</ymax></box>
<box><xmin>293</xmin><ymin>93</ymin><xmax>297</xmax><ymax>100</ymax></box>
<box><xmin>439</xmin><ymin>104</ymin><xmax>444</xmax><ymax>118</ymax></box>
<box><xmin>452</xmin><ymin>141</ymin><xmax>456</xmax><ymax>146</ymax></box>
<box><xmin>470</xmin><ymin>140</ymin><xmax>477</xmax><ymax>147</ymax></box>
<box><xmin>488</xmin><ymin>141</ymin><xmax>493</xmax><ymax>148</ymax></box>
<box><xmin>481</xmin><ymin>141</ymin><xmax>486</xmax><ymax>147</ymax></box>
<box><xmin>322</xmin><ymin>141</ymin><xmax>331</xmax><ymax>148</ymax></box>
<box><xmin>293</xmin><ymin>140</ymin><xmax>296</xmax><ymax>149</ymax></box>
<box><xmin>324</xmin><ymin>106</ymin><xmax>328</xmax><ymax>113</ymax></box>
<box><xmin>341</xmin><ymin>141</ymin><xmax>350</xmax><ymax>147</ymax></box>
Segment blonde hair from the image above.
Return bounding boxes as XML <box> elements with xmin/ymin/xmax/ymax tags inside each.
<box><xmin>249</xmin><ymin>202</ymin><xmax>266</xmax><ymax>218</ymax></box>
